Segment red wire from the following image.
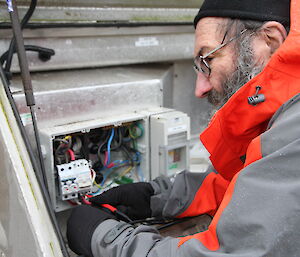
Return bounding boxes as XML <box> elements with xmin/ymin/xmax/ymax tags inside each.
<box><xmin>101</xmin><ymin>204</ymin><xmax>117</xmax><ymax>212</ymax></box>
<box><xmin>81</xmin><ymin>196</ymin><xmax>91</xmax><ymax>205</ymax></box>
<box><xmin>104</xmin><ymin>151</ymin><xmax>108</xmax><ymax>166</ymax></box>
<box><xmin>67</xmin><ymin>149</ymin><xmax>75</xmax><ymax>161</ymax></box>
<box><xmin>107</xmin><ymin>162</ymin><xmax>115</xmax><ymax>169</ymax></box>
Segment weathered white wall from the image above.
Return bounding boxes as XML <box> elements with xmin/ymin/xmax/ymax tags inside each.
<box><xmin>0</xmin><ymin>83</ymin><xmax>63</xmax><ymax>257</ymax></box>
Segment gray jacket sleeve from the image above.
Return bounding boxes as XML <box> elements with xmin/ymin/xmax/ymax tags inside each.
<box><xmin>150</xmin><ymin>167</ymin><xmax>230</xmax><ymax>218</ymax></box>
<box><xmin>150</xmin><ymin>169</ymin><xmax>212</xmax><ymax>217</ymax></box>
<box><xmin>91</xmin><ymin>220</ymin><xmax>180</xmax><ymax>257</ymax></box>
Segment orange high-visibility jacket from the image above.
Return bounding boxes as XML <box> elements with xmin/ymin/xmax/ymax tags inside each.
<box><xmin>91</xmin><ymin>0</ymin><xmax>300</xmax><ymax>256</ymax></box>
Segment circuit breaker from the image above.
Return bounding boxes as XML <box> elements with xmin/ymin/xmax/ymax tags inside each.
<box><xmin>150</xmin><ymin>111</ymin><xmax>190</xmax><ymax>178</ymax></box>
<box><xmin>57</xmin><ymin>159</ymin><xmax>93</xmax><ymax>200</ymax></box>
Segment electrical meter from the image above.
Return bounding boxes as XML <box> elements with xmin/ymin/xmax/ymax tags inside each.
<box><xmin>150</xmin><ymin>111</ymin><xmax>190</xmax><ymax>178</ymax></box>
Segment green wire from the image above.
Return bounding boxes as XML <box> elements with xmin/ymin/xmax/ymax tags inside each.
<box><xmin>129</xmin><ymin>123</ymin><xmax>144</xmax><ymax>150</ymax></box>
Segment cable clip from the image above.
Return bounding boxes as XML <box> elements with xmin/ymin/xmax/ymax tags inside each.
<box><xmin>248</xmin><ymin>86</ymin><xmax>265</xmax><ymax>106</ymax></box>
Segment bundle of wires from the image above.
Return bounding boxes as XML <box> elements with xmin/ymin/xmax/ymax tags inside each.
<box><xmin>54</xmin><ymin>136</ymin><xmax>74</xmax><ymax>164</ymax></box>
<box><xmin>55</xmin><ymin>124</ymin><xmax>145</xmax><ymax>198</ymax></box>
<box><xmin>90</xmin><ymin>123</ymin><xmax>144</xmax><ymax>196</ymax></box>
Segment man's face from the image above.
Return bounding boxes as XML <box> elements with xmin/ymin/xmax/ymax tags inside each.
<box><xmin>194</xmin><ymin>17</ymin><xmax>263</xmax><ymax>107</ymax></box>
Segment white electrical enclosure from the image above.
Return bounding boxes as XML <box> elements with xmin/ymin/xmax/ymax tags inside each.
<box><xmin>40</xmin><ymin>112</ymin><xmax>149</xmax><ymax>212</ymax></box>
<box><xmin>150</xmin><ymin>111</ymin><xmax>190</xmax><ymax>179</ymax></box>
<box><xmin>39</xmin><ymin>108</ymin><xmax>190</xmax><ymax>212</ymax></box>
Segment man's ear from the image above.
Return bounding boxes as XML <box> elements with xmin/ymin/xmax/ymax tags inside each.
<box><xmin>260</xmin><ymin>21</ymin><xmax>287</xmax><ymax>54</ymax></box>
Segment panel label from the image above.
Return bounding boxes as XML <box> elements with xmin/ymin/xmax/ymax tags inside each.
<box><xmin>168</xmin><ymin>125</ymin><xmax>187</xmax><ymax>134</ymax></box>
<box><xmin>135</xmin><ymin>37</ymin><xmax>159</xmax><ymax>47</ymax></box>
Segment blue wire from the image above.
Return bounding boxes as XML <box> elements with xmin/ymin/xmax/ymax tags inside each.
<box><xmin>134</xmin><ymin>151</ymin><xmax>141</xmax><ymax>163</ymax></box>
<box><xmin>106</xmin><ymin>128</ymin><xmax>115</xmax><ymax>166</ymax></box>
<box><xmin>101</xmin><ymin>168</ymin><xmax>114</xmax><ymax>187</ymax></box>
<box><xmin>130</xmin><ymin>151</ymin><xmax>143</xmax><ymax>181</ymax></box>
<box><xmin>90</xmin><ymin>188</ymin><xmax>102</xmax><ymax>196</ymax></box>
<box><xmin>100</xmin><ymin>159</ymin><xmax>131</xmax><ymax>187</ymax></box>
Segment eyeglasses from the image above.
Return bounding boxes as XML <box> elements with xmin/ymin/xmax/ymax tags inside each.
<box><xmin>193</xmin><ymin>29</ymin><xmax>248</xmax><ymax>77</ymax></box>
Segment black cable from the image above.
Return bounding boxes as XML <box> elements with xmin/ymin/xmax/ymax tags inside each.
<box><xmin>30</xmin><ymin>105</ymin><xmax>49</xmax><ymax>178</ymax></box>
<box><xmin>116</xmin><ymin>127</ymin><xmax>123</xmax><ymax>148</ymax></box>
<box><xmin>0</xmin><ymin>45</ymin><xmax>55</xmax><ymax>65</ymax></box>
<box><xmin>97</xmin><ymin>128</ymin><xmax>123</xmax><ymax>153</ymax></box>
<box><xmin>129</xmin><ymin>217</ymin><xmax>173</xmax><ymax>226</ymax></box>
<box><xmin>156</xmin><ymin>219</ymin><xmax>189</xmax><ymax>231</ymax></box>
<box><xmin>121</xmin><ymin>145</ymin><xmax>134</xmax><ymax>166</ymax></box>
<box><xmin>128</xmin><ymin>216</ymin><xmax>196</xmax><ymax>230</ymax></box>
<box><xmin>3</xmin><ymin>0</ymin><xmax>37</xmax><ymax>73</ymax></box>
<box><xmin>9</xmin><ymin>1</ymin><xmax>49</xmax><ymax>189</ymax></box>
<box><xmin>0</xmin><ymin>21</ymin><xmax>193</xmax><ymax>29</ymax></box>
<box><xmin>82</xmin><ymin>134</ymin><xmax>89</xmax><ymax>160</ymax></box>
<box><xmin>109</xmin><ymin>127</ymin><xmax>123</xmax><ymax>151</ymax></box>
<box><xmin>97</xmin><ymin>130</ymin><xmax>110</xmax><ymax>163</ymax></box>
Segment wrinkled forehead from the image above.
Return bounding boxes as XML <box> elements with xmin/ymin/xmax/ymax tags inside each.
<box><xmin>194</xmin><ymin>17</ymin><xmax>231</xmax><ymax>55</ymax></box>
<box><xmin>195</xmin><ymin>17</ymin><xmax>230</xmax><ymax>42</ymax></box>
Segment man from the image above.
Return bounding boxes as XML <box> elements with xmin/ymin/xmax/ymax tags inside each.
<box><xmin>67</xmin><ymin>0</ymin><xmax>300</xmax><ymax>256</ymax></box>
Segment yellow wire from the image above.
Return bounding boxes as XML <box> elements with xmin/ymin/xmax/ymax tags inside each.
<box><xmin>129</xmin><ymin>127</ymin><xmax>137</xmax><ymax>139</ymax></box>
<box><xmin>119</xmin><ymin>166</ymin><xmax>133</xmax><ymax>178</ymax></box>
<box><xmin>64</xmin><ymin>135</ymin><xmax>71</xmax><ymax>141</ymax></box>
<box><xmin>94</xmin><ymin>181</ymin><xmax>103</xmax><ymax>189</ymax></box>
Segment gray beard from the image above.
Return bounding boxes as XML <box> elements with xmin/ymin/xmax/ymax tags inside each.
<box><xmin>207</xmin><ymin>35</ymin><xmax>263</xmax><ymax>108</ymax></box>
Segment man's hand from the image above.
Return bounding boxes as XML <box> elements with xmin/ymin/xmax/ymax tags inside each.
<box><xmin>89</xmin><ymin>182</ymin><xmax>154</xmax><ymax>220</ymax></box>
<box><xmin>67</xmin><ymin>205</ymin><xmax>116</xmax><ymax>257</ymax></box>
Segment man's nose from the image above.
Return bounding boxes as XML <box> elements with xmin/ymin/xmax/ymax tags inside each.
<box><xmin>195</xmin><ymin>73</ymin><xmax>213</xmax><ymax>98</ymax></box>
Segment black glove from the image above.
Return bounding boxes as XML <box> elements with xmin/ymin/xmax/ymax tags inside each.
<box><xmin>67</xmin><ymin>205</ymin><xmax>116</xmax><ymax>257</ymax></box>
<box><xmin>89</xmin><ymin>182</ymin><xmax>154</xmax><ymax>220</ymax></box>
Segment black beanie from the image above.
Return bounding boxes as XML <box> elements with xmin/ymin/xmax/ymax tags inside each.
<box><xmin>194</xmin><ymin>0</ymin><xmax>290</xmax><ymax>28</ymax></box>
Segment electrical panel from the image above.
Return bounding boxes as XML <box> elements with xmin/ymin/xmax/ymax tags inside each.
<box><xmin>39</xmin><ymin>109</ymin><xmax>190</xmax><ymax>212</ymax></box>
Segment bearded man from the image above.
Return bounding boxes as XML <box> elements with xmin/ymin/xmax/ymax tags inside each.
<box><xmin>67</xmin><ymin>0</ymin><xmax>300</xmax><ymax>256</ymax></box>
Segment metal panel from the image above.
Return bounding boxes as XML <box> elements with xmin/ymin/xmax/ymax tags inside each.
<box><xmin>0</xmin><ymin>25</ymin><xmax>194</xmax><ymax>38</ymax></box>
<box><xmin>12</xmin><ymin>65</ymin><xmax>169</xmax><ymax>128</ymax></box>
<box><xmin>0</xmin><ymin>6</ymin><xmax>198</xmax><ymax>23</ymax></box>
<box><xmin>0</xmin><ymin>0</ymin><xmax>203</xmax><ymax>8</ymax></box>
<box><xmin>0</xmin><ymin>26</ymin><xmax>194</xmax><ymax>72</ymax></box>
